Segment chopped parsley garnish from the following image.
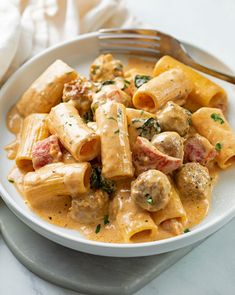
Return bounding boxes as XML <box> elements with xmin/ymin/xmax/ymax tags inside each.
<box><xmin>103</xmin><ymin>215</ymin><xmax>110</xmax><ymax>225</ymax></box>
<box><xmin>215</xmin><ymin>142</ymin><xmax>222</xmax><ymax>152</ymax></box>
<box><xmin>136</xmin><ymin>118</ymin><xmax>161</xmax><ymax>140</ymax></box>
<box><xmin>8</xmin><ymin>179</ymin><xmax>14</xmax><ymax>183</ymax></box>
<box><xmin>122</xmin><ymin>79</ymin><xmax>130</xmax><ymax>90</ymax></box>
<box><xmin>114</xmin><ymin>64</ymin><xmax>123</xmax><ymax>72</ymax></box>
<box><xmin>102</xmin><ymin>80</ymin><xmax>115</xmax><ymax>86</ymax></box>
<box><xmin>107</xmin><ymin>116</ymin><xmax>117</xmax><ymax>121</ymax></box>
<box><xmin>95</xmin><ymin>224</ymin><xmax>101</xmax><ymax>234</ymax></box>
<box><xmin>146</xmin><ymin>194</ymin><xmax>154</xmax><ymax>205</ymax></box>
<box><xmin>92</xmin><ymin>65</ymin><xmax>100</xmax><ymax>75</ymax></box>
<box><xmin>90</xmin><ymin>165</ymin><xmax>116</xmax><ymax>195</ymax></box>
<box><xmin>83</xmin><ymin>109</ymin><xmax>93</xmax><ymax>123</ymax></box>
<box><xmin>134</xmin><ymin>75</ymin><xmax>152</xmax><ymax>88</ymax></box>
<box><xmin>184</xmin><ymin>228</ymin><xmax>190</xmax><ymax>233</ymax></box>
<box><xmin>114</xmin><ymin>129</ymin><xmax>120</xmax><ymax>134</ymax></box>
<box><xmin>132</xmin><ymin>118</ymin><xmax>142</xmax><ymax>123</ymax></box>
<box><xmin>211</xmin><ymin>113</ymin><xmax>224</xmax><ymax>124</ymax></box>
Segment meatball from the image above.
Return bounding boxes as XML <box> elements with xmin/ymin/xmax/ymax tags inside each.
<box><xmin>157</xmin><ymin>102</ymin><xmax>191</xmax><ymax>136</ymax></box>
<box><xmin>131</xmin><ymin>170</ymin><xmax>171</xmax><ymax>212</ymax></box>
<box><xmin>70</xmin><ymin>190</ymin><xmax>109</xmax><ymax>224</ymax></box>
<box><xmin>175</xmin><ymin>163</ymin><xmax>211</xmax><ymax>200</ymax></box>
<box><xmin>90</xmin><ymin>54</ymin><xmax>124</xmax><ymax>82</ymax></box>
<box><xmin>62</xmin><ymin>76</ymin><xmax>95</xmax><ymax>116</ymax></box>
<box><xmin>151</xmin><ymin>131</ymin><xmax>184</xmax><ymax>160</ymax></box>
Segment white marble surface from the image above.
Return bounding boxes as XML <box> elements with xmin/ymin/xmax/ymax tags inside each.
<box><xmin>1</xmin><ymin>0</ymin><xmax>235</xmax><ymax>294</ymax></box>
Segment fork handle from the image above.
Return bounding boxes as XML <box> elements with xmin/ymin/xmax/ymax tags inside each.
<box><xmin>184</xmin><ymin>59</ymin><xmax>235</xmax><ymax>84</ymax></box>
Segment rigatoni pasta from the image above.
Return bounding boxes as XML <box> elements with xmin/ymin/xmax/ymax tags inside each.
<box><xmin>96</xmin><ymin>101</ymin><xmax>134</xmax><ymax>179</ymax></box>
<box><xmin>133</xmin><ymin>68</ymin><xmax>193</xmax><ymax>112</ymax></box>
<box><xmin>111</xmin><ymin>184</ymin><xmax>158</xmax><ymax>242</ymax></box>
<box><xmin>5</xmin><ymin>53</ymin><xmax>235</xmax><ymax>244</ymax></box>
<box><xmin>16</xmin><ymin>114</ymin><xmax>49</xmax><ymax>170</ymax></box>
<box><xmin>24</xmin><ymin>162</ymin><xmax>91</xmax><ymax>207</ymax></box>
<box><xmin>153</xmin><ymin>55</ymin><xmax>227</xmax><ymax>112</ymax></box>
<box><xmin>192</xmin><ymin>107</ymin><xmax>235</xmax><ymax>168</ymax></box>
<box><xmin>47</xmin><ymin>103</ymin><xmax>100</xmax><ymax>162</ymax></box>
<box><xmin>152</xmin><ymin>182</ymin><xmax>187</xmax><ymax>227</ymax></box>
<box><xmin>16</xmin><ymin>60</ymin><xmax>77</xmax><ymax>117</ymax></box>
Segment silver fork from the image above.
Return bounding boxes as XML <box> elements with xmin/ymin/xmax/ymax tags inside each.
<box><xmin>98</xmin><ymin>28</ymin><xmax>235</xmax><ymax>84</ymax></box>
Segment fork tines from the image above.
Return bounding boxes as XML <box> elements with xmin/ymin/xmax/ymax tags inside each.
<box><xmin>98</xmin><ymin>28</ymin><xmax>164</xmax><ymax>57</ymax></box>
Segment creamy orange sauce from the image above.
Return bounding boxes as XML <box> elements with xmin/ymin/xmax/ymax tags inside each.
<box><xmin>9</xmin><ymin>165</ymin><xmax>216</xmax><ymax>243</ymax></box>
<box><xmin>5</xmin><ymin>57</ymin><xmax>220</xmax><ymax>244</ymax></box>
<box><xmin>7</xmin><ymin>105</ymin><xmax>23</xmax><ymax>134</ymax></box>
<box><xmin>126</xmin><ymin>57</ymin><xmax>156</xmax><ymax>75</ymax></box>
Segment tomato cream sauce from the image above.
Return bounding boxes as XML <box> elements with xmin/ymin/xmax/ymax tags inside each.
<box><xmin>6</xmin><ymin>57</ymin><xmax>218</xmax><ymax>244</ymax></box>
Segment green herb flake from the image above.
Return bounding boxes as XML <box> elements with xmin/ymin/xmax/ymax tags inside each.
<box><xmin>146</xmin><ymin>195</ymin><xmax>154</xmax><ymax>205</ymax></box>
<box><xmin>132</xmin><ymin>118</ymin><xmax>142</xmax><ymax>123</ymax></box>
<box><xmin>211</xmin><ymin>113</ymin><xmax>225</xmax><ymax>124</ymax></box>
<box><xmin>92</xmin><ymin>65</ymin><xmax>100</xmax><ymax>75</ymax></box>
<box><xmin>114</xmin><ymin>129</ymin><xmax>120</xmax><ymax>134</ymax></box>
<box><xmin>8</xmin><ymin>179</ymin><xmax>14</xmax><ymax>183</ymax></box>
<box><xmin>90</xmin><ymin>165</ymin><xmax>116</xmax><ymax>195</ymax></box>
<box><xmin>134</xmin><ymin>75</ymin><xmax>152</xmax><ymax>88</ymax></box>
<box><xmin>184</xmin><ymin>228</ymin><xmax>190</xmax><ymax>233</ymax></box>
<box><xmin>114</xmin><ymin>64</ymin><xmax>123</xmax><ymax>72</ymax></box>
<box><xmin>215</xmin><ymin>142</ymin><xmax>222</xmax><ymax>152</ymax></box>
<box><xmin>83</xmin><ymin>109</ymin><xmax>93</xmax><ymax>123</ymax></box>
<box><xmin>95</xmin><ymin>224</ymin><xmax>101</xmax><ymax>234</ymax></box>
<box><xmin>107</xmin><ymin>116</ymin><xmax>117</xmax><ymax>121</ymax></box>
<box><xmin>103</xmin><ymin>215</ymin><xmax>110</xmax><ymax>225</ymax></box>
<box><xmin>136</xmin><ymin>118</ymin><xmax>161</xmax><ymax>140</ymax></box>
<box><xmin>102</xmin><ymin>80</ymin><xmax>115</xmax><ymax>86</ymax></box>
<box><xmin>122</xmin><ymin>79</ymin><xmax>131</xmax><ymax>90</ymax></box>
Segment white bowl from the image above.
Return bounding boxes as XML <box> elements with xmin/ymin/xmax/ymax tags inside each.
<box><xmin>0</xmin><ymin>32</ymin><xmax>235</xmax><ymax>257</ymax></box>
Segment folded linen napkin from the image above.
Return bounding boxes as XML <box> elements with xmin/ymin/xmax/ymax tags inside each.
<box><xmin>0</xmin><ymin>0</ymin><xmax>139</xmax><ymax>84</ymax></box>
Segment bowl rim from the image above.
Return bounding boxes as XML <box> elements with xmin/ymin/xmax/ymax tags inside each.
<box><xmin>0</xmin><ymin>31</ymin><xmax>235</xmax><ymax>255</ymax></box>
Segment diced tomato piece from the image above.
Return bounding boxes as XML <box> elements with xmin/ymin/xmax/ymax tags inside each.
<box><xmin>32</xmin><ymin>135</ymin><xmax>62</xmax><ymax>170</ymax></box>
<box><xmin>184</xmin><ymin>134</ymin><xmax>217</xmax><ymax>166</ymax></box>
<box><xmin>133</xmin><ymin>136</ymin><xmax>182</xmax><ymax>175</ymax></box>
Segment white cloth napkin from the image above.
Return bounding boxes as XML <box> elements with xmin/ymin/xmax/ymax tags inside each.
<box><xmin>0</xmin><ymin>0</ymin><xmax>139</xmax><ymax>84</ymax></box>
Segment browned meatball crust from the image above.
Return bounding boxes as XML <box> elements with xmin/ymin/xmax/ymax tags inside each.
<box><xmin>151</xmin><ymin>131</ymin><xmax>184</xmax><ymax>160</ymax></box>
<box><xmin>175</xmin><ymin>162</ymin><xmax>211</xmax><ymax>200</ymax></box>
<box><xmin>131</xmin><ymin>169</ymin><xmax>171</xmax><ymax>212</ymax></box>
<box><xmin>157</xmin><ymin>101</ymin><xmax>191</xmax><ymax>136</ymax></box>
<box><xmin>70</xmin><ymin>190</ymin><xmax>109</xmax><ymax>224</ymax></box>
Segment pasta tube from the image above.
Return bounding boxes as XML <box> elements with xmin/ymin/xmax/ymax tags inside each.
<box><xmin>110</xmin><ymin>182</ymin><xmax>158</xmax><ymax>242</ymax></box>
<box><xmin>46</xmin><ymin>103</ymin><xmax>100</xmax><ymax>162</ymax></box>
<box><xmin>153</xmin><ymin>56</ymin><xmax>227</xmax><ymax>112</ymax></box>
<box><xmin>133</xmin><ymin>68</ymin><xmax>193</xmax><ymax>112</ymax></box>
<box><xmin>192</xmin><ymin>107</ymin><xmax>235</xmax><ymax>168</ymax></box>
<box><xmin>24</xmin><ymin>162</ymin><xmax>91</xmax><ymax>207</ymax></box>
<box><xmin>96</xmin><ymin>101</ymin><xmax>134</xmax><ymax>179</ymax></box>
<box><xmin>152</xmin><ymin>182</ymin><xmax>187</xmax><ymax>226</ymax></box>
<box><xmin>16</xmin><ymin>114</ymin><xmax>49</xmax><ymax>170</ymax></box>
<box><xmin>126</xmin><ymin>108</ymin><xmax>155</xmax><ymax>146</ymax></box>
<box><xmin>16</xmin><ymin>60</ymin><xmax>77</xmax><ymax>117</ymax></box>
